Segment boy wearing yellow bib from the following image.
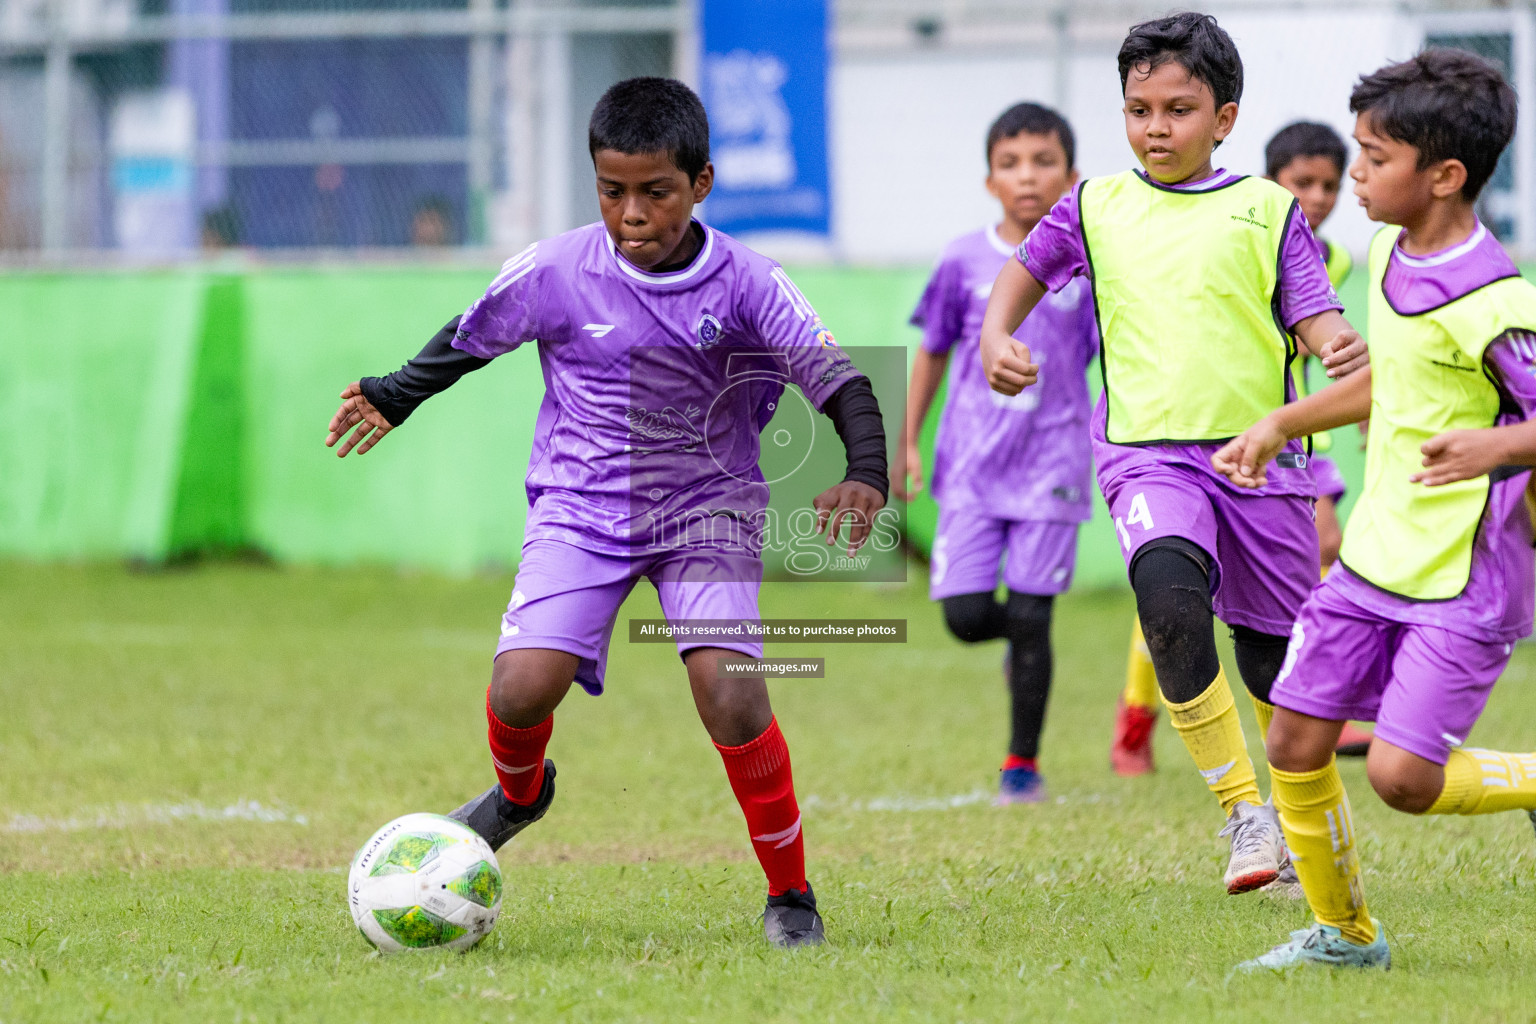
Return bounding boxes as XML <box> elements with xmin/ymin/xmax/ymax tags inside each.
<box><xmin>981</xmin><ymin>12</ymin><xmax>1369</xmax><ymax>896</ymax></box>
<box><xmin>1216</xmin><ymin>50</ymin><xmax>1536</xmax><ymax>970</ymax></box>
<box><xmin>1112</xmin><ymin>120</ymin><xmax>1370</xmax><ymax>780</ymax></box>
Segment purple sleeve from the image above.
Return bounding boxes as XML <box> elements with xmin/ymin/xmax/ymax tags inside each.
<box><xmin>752</xmin><ymin>265</ymin><xmax>864</xmax><ymax>411</ymax></box>
<box><xmin>1276</xmin><ymin>207</ymin><xmax>1344</xmax><ymax>328</ymax></box>
<box><xmin>910</xmin><ymin>257</ymin><xmax>966</xmax><ymax>355</ymax></box>
<box><xmin>1017</xmin><ymin>184</ymin><xmax>1089</xmax><ymax>292</ymax></box>
<box><xmin>452</xmin><ymin>244</ymin><xmax>543</xmax><ymax>359</ymax></box>
<box><xmin>1485</xmin><ymin>331</ymin><xmax>1536</xmax><ymax>418</ymax></box>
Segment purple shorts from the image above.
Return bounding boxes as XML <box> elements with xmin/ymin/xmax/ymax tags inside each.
<box><xmin>1309</xmin><ymin>455</ymin><xmax>1347</xmax><ymax>502</ymax></box>
<box><xmin>929</xmin><ymin>508</ymin><xmax>1079</xmax><ymax>600</ymax></box>
<box><xmin>1103</xmin><ymin>462</ymin><xmax>1317</xmax><ymax>635</ymax></box>
<box><xmin>1273</xmin><ymin>574</ymin><xmax>1513</xmax><ymax>764</ymax></box>
<box><xmin>495</xmin><ymin>539</ymin><xmax>764</xmax><ymax>696</ymax></box>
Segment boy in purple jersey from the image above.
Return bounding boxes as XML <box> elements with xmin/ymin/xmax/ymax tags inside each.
<box><xmin>979</xmin><ymin>13</ymin><xmax>1370</xmax><ymax>896</ymax></box>
<box><xmin>324</xmin><ymin>78</ymin><xmax>889</xmax><ymax>948</ymax></box>
<box><xmin>1218</xmin><ymin>50</ymin><xmax>1536</xmax><ymax>970</ymax></box>
<box><xmin>893</xmin><ymin>103</ymin><xmax>1097</xmax><ymax>804</ymax></box>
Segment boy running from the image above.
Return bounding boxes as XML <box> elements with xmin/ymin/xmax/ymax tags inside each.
<box><xmin>1112</xmin><ymin>125</ymin><xmax>1366</xmax><ymax>777</ymax></box>
<box><xmin>894</xmin><ymin>103</ymin><xmax>1098</xmax><ymax>805</ymax></box>
<box><xmin>980</xmin><ymin>12</ymin><xmax>1368</xmax><ymax>895</ymax></box>
<box><xmin>325</xmin><ymin>78</ymin><xmax>889</xmax><ymax>948</ymax></box>
<box><xmin>1219</xmin><ymin>49</ymin><xmax>1536</xmax><ymax>971</ymax></box>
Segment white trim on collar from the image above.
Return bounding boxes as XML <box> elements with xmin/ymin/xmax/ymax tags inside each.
<box><xmin>985</xmin><ymin>224</ymin><xmax>1015</xmax><ymax>256</ymax></box>
<box><xmin>1394</xmin><ymin>221</ymin><xmax>1487</xmax><ymax>268</ymax></box>
<box><xmin>1165</xmin><ymin>167</ymin><xmax>1239</xmax><ymax>192</ymax></box>
<box><xmin>605</xmin><ymin>222</ymin><xmax>716</xmax><ymax>285</ymax></box>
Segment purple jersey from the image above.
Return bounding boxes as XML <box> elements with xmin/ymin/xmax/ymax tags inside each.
<box><xmin>454</xmin><ymin>221</ymin><xmax>863</xmax><ymax>556</ymax></box>
<box><xmin>1330</xmin><ymin>223</ymin><xmax>1536</xmax><ymax>643</ymax></box>
<box><xmin>1019</xmin><ymin>167</ymin><xmax>1343</xmax><ymax>502</ymax></box>
<box><xmin>911</xmin><ymin>225</ymin><xmax>1098</xmax><ymax>521</ymax></box>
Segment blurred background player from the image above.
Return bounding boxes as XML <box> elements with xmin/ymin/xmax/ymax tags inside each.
<box><xmin>1218</xmin><ymin>50</ymin><xmax>1536</xmax><ymax>970</ymax></box>
<box><xmin>893</xmin><ymin>103</ymin><xmax>1098</xmax><ymax>805</ymax></box>
<box><xmin>325</xmin><ymin>78</ymin><xmax>890</xmax><ymax>948</ymax></box>
<box><xmin>1267</xmin><ymin>120</ymin><xmax>1375</xmax><ymax>757</ymax></box>
<box><xmin>980</xmin><ymin>12</ymin><xmax>1368</xmax><ymax>895</ymax></box>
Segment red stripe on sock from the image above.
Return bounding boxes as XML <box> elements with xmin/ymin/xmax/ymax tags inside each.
<box><xmin>715</xmin><ymin>717</ymin><xmax>805</xmax><ymax>896</ymax></box>
<box><xmin>486</xmin><ymin>691</ymin><xmax>551</xmax><ymax>805</ymax></box>
<box><xmin>1001</xmin><ymin>754</ymin><xmax>1037</xmax><ymax>772</ymax></box>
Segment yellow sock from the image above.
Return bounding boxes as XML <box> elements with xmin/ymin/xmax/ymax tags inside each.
<box><xmin>1271</xmin><ymin>761</ymin><xmax>1376</xmax><ymax>945</ymax></box>
<box><xmin>1428</xmin><ymin>748</ymin><xmax>1536</xmax><ymax>815</ymax></box>
<box><xmin>1163</xmin><ymin>668</ymin><xmax>1261</xmax><ymax>814</ymax></box>
<box><xmin>1123</xmin><ymin>618</ymin><xmax>1159</xmax><ymax>709</ymax></box>
<box><xmin>1249</xmin><ymin>696</ymin><xmax>1275</xmax><ymax>743</ymax></box>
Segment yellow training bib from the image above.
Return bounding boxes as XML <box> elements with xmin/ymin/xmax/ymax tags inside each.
<box><xmin>1340</xmin><ymin>227</ymin><xmax>1536</xmax><ymax>600</ymax></box>
<box><xmin>1079</xmin><ymin>171</ymin><xmax>1301</xmax><ymax>444</ymax></box>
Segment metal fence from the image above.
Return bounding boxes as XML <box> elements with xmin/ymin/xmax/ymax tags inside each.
<box><xmin>2</xmin><ymin>0</ymin><xmax>1531</xmax><ymax>259</ymax></box>
<box><xmin>0</xmin><ymin>0</ymin><xmax>689</xmax><ymax>258</ymax></box>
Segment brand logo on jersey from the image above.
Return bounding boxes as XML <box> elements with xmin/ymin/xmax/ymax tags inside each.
<box><xmin>1230</xmin><ymin>205</ymin><xmax>1269</xmax><ymax>229</ymax></box>
<box><xmin>583</xmin><ymin>323</ymin><xmax>616</xmax><ymax>338</ymax></box>
<box><xmin>695</xmin><ymin>313</ymin><xmax>722</xmax><ymax>349</ymax></box>
<box><xmin>1430</xmin><ymin>348</ymin><xmax>1477</xmax><ymax>373</ymax></box>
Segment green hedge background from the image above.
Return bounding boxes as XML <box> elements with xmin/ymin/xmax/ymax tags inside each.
<box><xmin>0</xmin><ymin>264</ymin><xmax>1374</xmax><ymax>588</ymax></box>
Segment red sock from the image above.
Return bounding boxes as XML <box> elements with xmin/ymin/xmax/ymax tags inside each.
<box><xmin>1001</xmin><ymin>754</ymin><xmax>1037</xmax><ymax>772</ymax></box>
<box><xmin>486</xmin><ymin>691</ymin><xmax>551</xmax><ymax>805</ymax></box>
<box><xmin>715</xmin><ymin>717</ymin><xmax>806</xmax><ymax>897</ymax></box>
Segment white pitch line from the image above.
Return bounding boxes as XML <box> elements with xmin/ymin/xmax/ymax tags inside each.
<box><xmin>3</xmin><ymin>799</ymin><xmax>309</xmax><ymax>833</ymax></box>
<box><xmin>802</xmin><ymin>790</ymin><xmax>993</xmax><ymax>813</ymax></box>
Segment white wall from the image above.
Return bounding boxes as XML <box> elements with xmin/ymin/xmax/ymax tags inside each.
<box><xmin>829</xmin><ymin>7</ymin><xmax>1427</xmax><ymax>264</ymax></box>
<box><xmin>831</xmin><ymin>51</ymin><xmax>1054</xmax><ymax>264</ymax></box>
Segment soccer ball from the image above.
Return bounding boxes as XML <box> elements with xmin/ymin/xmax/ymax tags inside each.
<box><xmin>347</xmin><ymin>813</ymin><xmax>502</xmax><ymax>952</ymax></box>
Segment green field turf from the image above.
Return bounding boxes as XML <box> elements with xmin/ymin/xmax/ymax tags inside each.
<box><xmin>4</xmin><ymin>561</ymin><xmax>1536</xmax><ymax>1022</ymax></box>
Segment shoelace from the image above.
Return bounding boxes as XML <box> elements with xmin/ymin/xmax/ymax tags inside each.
<box><xmin>1217</xmin><ymin>808</ymin><xmax>1274</xmax><ymax>858</ymax></box>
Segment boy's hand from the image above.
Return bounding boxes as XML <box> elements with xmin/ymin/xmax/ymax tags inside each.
<box><xmin>1319</xmin><ymin>327</ymin><xmax>1368</xmax><ymax>378</ymax></box>
<box><xmin>891</xmin><ymin>441</ymin><xmax>924</xmax><ymax>500</ymax></box>
<box><xmin>813</xmin><ymin>481</ymin><xmax>885</xmax><ymax>556</ymax></box>
<box><xmin>1412</xmin><ymin>429</ymin><xmax>1510</xmax><ymax>486</ymax></box>
<box><xmin>1211</xmin><ymin>415</ymin><xmax>1290</xmax><ymax>489</ymax></box>
<box><xmin>326</xmin><ymin>382</ymin><xmax>395</xmax><ymax>457</ymax></box>
<box><xmin>980</xmin><ymin>328</ymin><xmax>1038</xmax><ymax>396</ymax></box>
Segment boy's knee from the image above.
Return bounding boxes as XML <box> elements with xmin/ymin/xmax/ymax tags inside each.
<box><xmin>1366</xmin><ymin>754</ymin><xmax>1440</xmax><ymax>813</ymax></box>
<box><xmin>942</xmin><ymin>593</ymin><xmax>1004</xmax><ymax>644</ymax></box>
<box><xmin>1265</xmin><ymin>716</ymin><xmax>1330</xmax><ymax>773</ymax></box>
<box><xmin>489</xmin><ymin>649</ymin><xmax>574</xmax><ymax>727</ymax></box>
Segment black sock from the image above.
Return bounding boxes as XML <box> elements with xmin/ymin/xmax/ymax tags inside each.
<box><xmin>1003</xmin><ymin>592</ymin><xmax>1054</xmax><ymax>761</ymax></box>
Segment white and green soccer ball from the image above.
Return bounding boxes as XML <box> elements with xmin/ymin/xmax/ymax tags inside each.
<box><xmin>348</xmin><ymin>813</ymin><xmax>502</xmax><ymax>952</ymax></box>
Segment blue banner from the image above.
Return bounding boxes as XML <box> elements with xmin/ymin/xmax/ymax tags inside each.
<box><xmin>700</xmin><ymin>0</ymin><xmax>830</xmax><ymax>237</ymax></box>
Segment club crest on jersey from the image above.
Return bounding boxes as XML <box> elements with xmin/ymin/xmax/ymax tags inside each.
<box><xmin>695</xmin><ymin>313</ymin><xmax>723</xmax><ymax>349</ymax></box>
<box><xmin>815</xmin><ymin>326</ymin><xmax>838</xmax><ymax>347</ymax></box>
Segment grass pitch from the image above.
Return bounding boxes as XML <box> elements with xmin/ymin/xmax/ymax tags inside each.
<box><xmin>3</xmin><ymin>560</ymin><xmax>1536</xmax><ymax>1022</ymax></box>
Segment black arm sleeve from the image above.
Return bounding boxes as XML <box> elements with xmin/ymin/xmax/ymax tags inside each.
<box><xmin>357</xmin><ymin>315</ymin><xmax>491</xmax><ymax>427</ymax></box>
<box><xmin>822</xmin><ymin>376</ymin><xmax>890</xmax><ymax>501</ymax></box>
